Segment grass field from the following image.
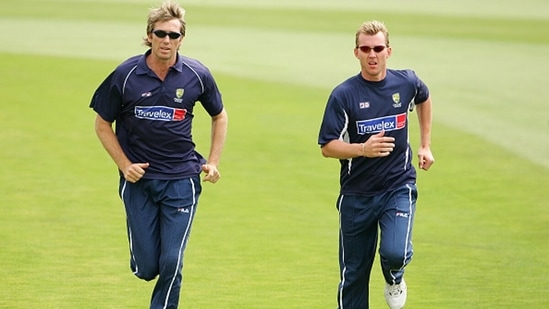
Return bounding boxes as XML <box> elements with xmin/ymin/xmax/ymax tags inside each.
<box><xmin>1</xmin><ymin>0</ymin><xmax>548</xmax><ymax>308</ymax></box>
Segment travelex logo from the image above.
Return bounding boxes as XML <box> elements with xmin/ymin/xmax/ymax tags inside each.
<box><xmin>135</xmin><ymin>106</ymin><xmax>187</xmax><ymax>121</ymax></box>
<box><xmin>356</xmin><ymin>113</ymin><xmax>406</xmax><ymax>134</ymax></box>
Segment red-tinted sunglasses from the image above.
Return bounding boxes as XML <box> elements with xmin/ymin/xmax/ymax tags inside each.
<box><xmin>357</xmin><ymin>45</ymin><xmax>386</xmax><ymax>53</ymax></box>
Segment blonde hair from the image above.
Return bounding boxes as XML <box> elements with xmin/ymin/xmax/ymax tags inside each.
<box><xmin>355</xmin><ymin>20</ymin><xmax>390</xmax><ymax>47</ymax></box>
<box><xmin>143</xmin><ymin>1</ymin><xmax>186</xmax><ymax>47</ymax></box>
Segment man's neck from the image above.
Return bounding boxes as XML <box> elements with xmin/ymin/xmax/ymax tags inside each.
<box><xmin>146</xmin><ymin>55</ymin><xmax>176</xmax><ymax>80</ymax></box>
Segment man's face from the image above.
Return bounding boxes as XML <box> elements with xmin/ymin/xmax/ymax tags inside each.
<box><xmin>354</xmin><ymin>32</ymin><xmax>392</xmax><ymax>81</ymax></box>
<box><xmin>147</xmin><ymin>19</ymin><xmax>183</xmax><ymax>62</ymax></box>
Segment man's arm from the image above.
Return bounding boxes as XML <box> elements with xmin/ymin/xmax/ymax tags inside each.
<box><xmin>415</xmin><ymin>96</ymin><xmax>435</xmax><ymax>170</ymax></box>
<box><xmin>202</xmin><ymin>108</ymin><xmax>228</xmax><ymax>183</ymax></box>
<box><xmin>321</xmin><ymin>131</ymin><xmax>396</xmax><ymax>159</ymax></box>
<box><xmin>94</xmin><ymin>114</ymin><xmax>149</xmax><ymax>182</ymax></box>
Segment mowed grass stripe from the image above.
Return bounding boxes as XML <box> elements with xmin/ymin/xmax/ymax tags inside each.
<box><xmin>2</xmin><ymin>0</ymin><xmax>549</xmax><ymax>44</ymax></box>
<box><xmin>4</xmin><ymin>0</ymin><xmax>549</xmax><ymax>20</ymax></box>
<box><xmin>180</xmin><ymin>0</ymin><xmax>549</xmax><ymax>20</ymax></box>
<box><xmin>0</xmin><ymin>18</ymin><xmax>144</xmax><ymax>61</ymax></box>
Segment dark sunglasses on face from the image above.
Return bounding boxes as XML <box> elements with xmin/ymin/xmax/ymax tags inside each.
<box><xmin>152</xmin><ymin>29</ymin><xmax>182</xmax><ymax>40</ymax></box>
<box><xmin>357</xmin><ymin>45</ymin><xmax>386</xmax><ymax>53</ymax></box>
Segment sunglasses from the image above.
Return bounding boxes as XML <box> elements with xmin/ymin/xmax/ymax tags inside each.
<box><xmin>357</xmin><ymin>45</ymin><xmax>386</xmax><ymax>53</ymax></box>
<box><xmin>152</xmin><ymin>29</ymin><xmax>182</xmax><ymax>40</ymax></box>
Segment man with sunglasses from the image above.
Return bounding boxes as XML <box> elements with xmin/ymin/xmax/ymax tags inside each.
<box><xmin>89</xmin><ymin>1</ymin><xmax>227</xmax><ymax>308</ymax></box>
<box><xmin>318</xmin><ymin>20</ymin><xmax>434</xmax><ymax>309</ymax></box>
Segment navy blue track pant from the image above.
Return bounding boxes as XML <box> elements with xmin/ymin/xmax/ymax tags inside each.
<box><xmin>119</xmin><ymin>176</ymin><xmax>202</xmax><ymax>309</ymax></box>
<box><xmin>336</xmin><ymin>184</ymin><xmax>417</xmax><ymax>309</ymax></box>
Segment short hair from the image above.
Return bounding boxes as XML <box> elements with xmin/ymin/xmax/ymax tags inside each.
<box><xmin>355</xmin><ymin>20</ymin><xmax>390</xmax><ymax>47</ymax></box>
<box><xmin>143</xmin><ymin>1</ymin><xmax>186</xmax><ymax>47</ymax></box>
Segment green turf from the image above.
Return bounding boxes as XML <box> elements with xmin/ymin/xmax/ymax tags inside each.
<box><xmin>1</xmin><ymin>0</ymin><xmax>548</xmax><ymax>308</ymax></box>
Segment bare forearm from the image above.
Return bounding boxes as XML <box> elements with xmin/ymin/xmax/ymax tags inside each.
<box><xmin>94</xmin><ymin>115</ymin><xmax>132</xmax><ymax>171</ymax></box>
<box><xmin>321</xmin><ymin>140</ymin><xmax>363</xmax><ymax>159</ymax></box>
<box><xmin>415</xmin><ymin>96</ymin><xmax>435</xmax><ymax>170</ymax></box>
<box><xmin>416</xmin><ymin>97</ymin><xmax>432</xmax><ymax>148</ymax></box>
<box><xmin>207</xmin><ymin>108</ymin><xmax>228</xmax><ymax>167</ymax></box>
<box><xmin>321</xmin><ymin>131</ymin><xmax>396</xmax><ymax>159</ymax></box>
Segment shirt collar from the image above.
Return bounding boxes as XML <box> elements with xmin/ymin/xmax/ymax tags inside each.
<box><xmin>135</xmin><ymin>49</ymin><xmax>183</xmax><ymax>75</ymax></box>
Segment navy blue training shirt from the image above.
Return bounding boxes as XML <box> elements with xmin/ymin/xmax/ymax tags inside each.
<box><xmin>318</xmin><ymin>69</ymin><xmax>429</xmax><ymax>195</ymax></box>
<box><xmin>90</xmin><ymin>50</ymin><xmax>224</xmax><ymax>180</ymax></box>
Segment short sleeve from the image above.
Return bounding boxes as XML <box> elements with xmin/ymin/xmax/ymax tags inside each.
<box><xmin>318</xmin><ymin>91</ymin><xmax>348</xmax><ymax>146</ymax></box>
<box><xmin>198</xmin><ymin>70</ymin><xmax>224</xmax><ymax>117</ymax></box>
<box><xmin>409</xmin><ymin>70</ymin><xmax>429</xmax><ymax>104</ymax></box>
<box><xmin>89</xmin><ymin>71</ymin><xmax>123</xmax><ymax>122</ymax></box>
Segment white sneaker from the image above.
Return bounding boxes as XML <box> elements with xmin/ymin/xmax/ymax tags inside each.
<box><xmin>384</xmin><ymin>279</ymin><xmax>407</xmax><ymax>309</ymax></box>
